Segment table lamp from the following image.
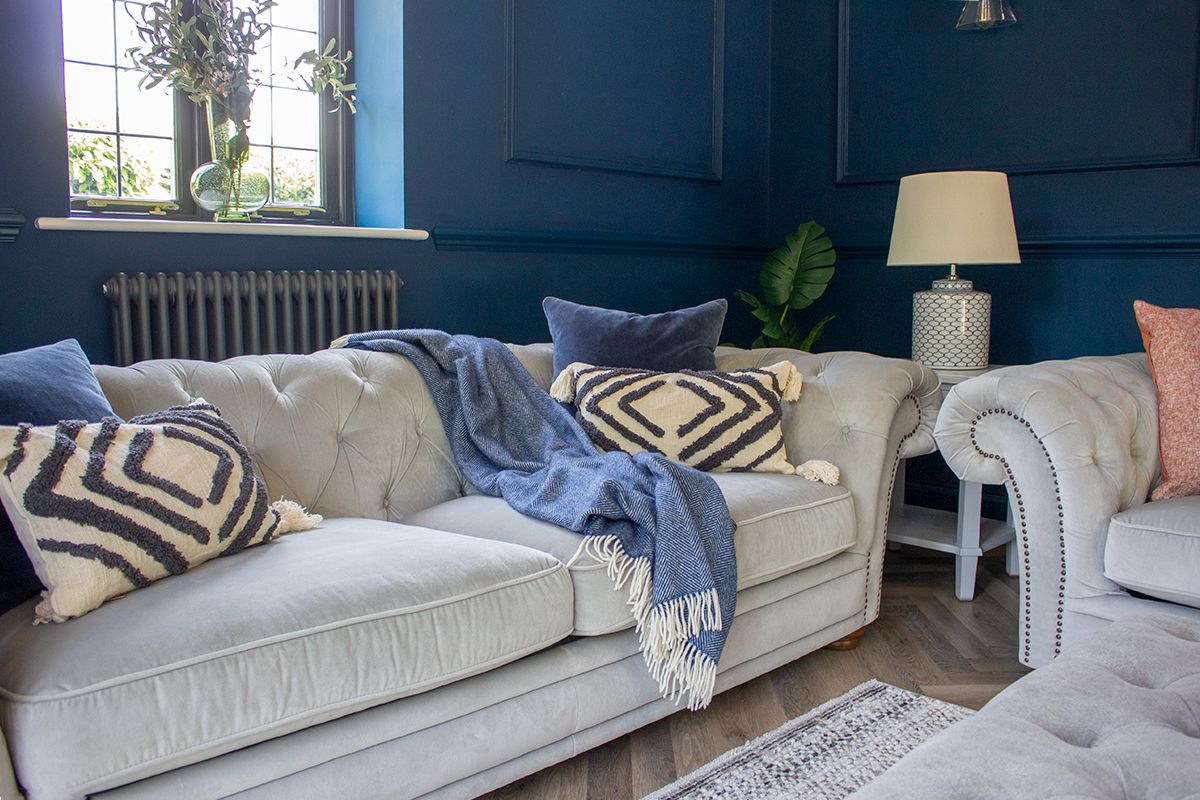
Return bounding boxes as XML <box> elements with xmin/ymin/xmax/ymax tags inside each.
<box><xmin>887</xmin><ymin>171</ymin><xmax>1020</xmax><ymax>370</ymax></box>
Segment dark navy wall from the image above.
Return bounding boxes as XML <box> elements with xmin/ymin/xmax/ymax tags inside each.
<box><xmin>5</xmin><ymin>0</ymin><xmax>1198</xmax><ymax>373</ymax></box>
<box><xmin>0</xmin><ymin>1</ymin><xmax>769</xmax><ymax>364</ymax></box>
<box><xmin>770</xmin><ymin>0</ymin><xmax>1200</xmax><ymax>364</ymax></box>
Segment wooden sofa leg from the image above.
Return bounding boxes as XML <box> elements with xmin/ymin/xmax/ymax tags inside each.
<box><xmin>824</xmin><ymin>626</ymin><xmax>866</xmax><ymax>651</ymax></box>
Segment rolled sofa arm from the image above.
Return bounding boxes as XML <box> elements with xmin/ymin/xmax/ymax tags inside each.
<box><xmin>513</xmin><ymin>343</ymin><xmax>943</xmax><ymax>626</ymax></box>
<box><xmin>714</xmin><ymin>348</ymin><xmax>943</xmax><ymax>624</ymax></box>
<box><xmin>934</xmin><ymin>354</ymin><xmax>1159</xmax><ymax>667</ymax></box>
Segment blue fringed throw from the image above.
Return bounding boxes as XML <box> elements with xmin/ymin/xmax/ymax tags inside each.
<box><xmin>333</xmin><ymin>330</ymin><xmax>736</xmax><ymax>709</ymax></box>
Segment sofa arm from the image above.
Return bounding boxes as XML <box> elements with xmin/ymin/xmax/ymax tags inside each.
<box><xmin>934</xmin><ymin>354</ymin><xmax>1159</xmax><ymax>666</ymax></box>
<box><xmin>714</xmin><ymin>347</ymin><xmax>942</xmax><ymax>623</ymax></box>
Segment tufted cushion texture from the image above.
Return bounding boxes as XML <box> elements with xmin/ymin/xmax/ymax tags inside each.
<box><xmin>851</xmin><ymin>613</ymin><xmax>1200</xmax><ymax>799</ymax></box>
<box><xmin>550</xmin><ymin>361</ymin><xmax>803</xmax><ymax>474</ymax></box>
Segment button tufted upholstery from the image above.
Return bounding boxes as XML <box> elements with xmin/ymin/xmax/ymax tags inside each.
<box><xmin>851</xmin><ymin>614</ymin><xmax>1200</xmax><ymax>799</ymax></box>
<box><xmin>95</xmin><ymin>350</ymin><xmax>466</xmax><ymax>522</ymax></box>
<box><xmin>932</xmin><ymin>354</ymin><xmax>1200</xmax><ymax>667</ymax></box>
<box><xmin>97</xmin><ymin>344</ymin><xmax>942</xmax><ymax>627</ymax></box>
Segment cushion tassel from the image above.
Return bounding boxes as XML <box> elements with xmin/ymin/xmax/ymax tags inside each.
<box><xmin>271</xmin><ymin>499</ymin><xmax>323</xmax><ymax>534</ymax></box>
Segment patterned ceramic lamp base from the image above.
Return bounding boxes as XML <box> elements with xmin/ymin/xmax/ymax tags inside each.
<box><xmin>912</xmin><ymin>278</ymin><xmax>991</xmax><ymax>369</ymax></box>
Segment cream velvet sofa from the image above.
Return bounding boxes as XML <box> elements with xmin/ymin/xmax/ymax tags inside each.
<box><xmin>936</xmin><ymin>354</ymin><xmax>1200</xmax><ymax>669</ymax></box>
<box><xmin>0</xmin><ymin>344</ymin><xmax>940</xmax><ymax>800</ymax></box>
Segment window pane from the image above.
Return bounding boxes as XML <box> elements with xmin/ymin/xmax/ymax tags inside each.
<box><xmin>247</xmin><ymin>90</ymin><xmax>274</xmax><ymax>148</ymax></box>
<box><xmin>68</xmin><ymin>132</ymin><xmax>118</xmax><ymax>196</ymax></box>
<box><xmin>272</xmin><ymin>88</ymin><xmax>319</xmax><ymax>149</ymax></box>
<box><xmin>270</xmin><ymin>0</ymin><xmax>319</xmax><ymax>32</ymax></box>
<box><xmin>65</xmin><ymin>62</ymin><xmax>117</xmax><ymax>131</ymax></box>
<box><xmin>249</xmin><ymin>37</ymin><xmax>275</xmax><ymax>84</ymax></box>
<box><xmin>272</xmin><ymin>148</ymin><xmax>318</xmax><ymax>206</ymax></box>
<box><xmin>62</xmin><ymin>0</ymin><xmax>115</xmax><ymax>65</ymax></box>
<box><xmin>115</xmin><ymin>2</ymin><xmax>148</xmax><ymax>69</ymax></box>
<box><xmin>119</xmin><ymin>136</ymin><xmax>175</xmax><ymax>199</ymax></box>
<box><xmin>269</xmin><ymin>27</ymin><xmax>320</xmax><ymax>83</ymax></box>
<box><xmin>118</xmin><ymin>68</ymin><xmax>173</xmax><ymax>138</ymax></box>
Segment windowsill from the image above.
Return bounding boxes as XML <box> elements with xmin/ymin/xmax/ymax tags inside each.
<box><xmin>35</xmin><ymin>216</ymin><xmax>429</xmax><ymax>240</ymax></box>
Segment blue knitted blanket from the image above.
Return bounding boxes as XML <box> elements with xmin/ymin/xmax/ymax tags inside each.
<box><xmin>333</xmin><ymin>330</ymin><xmax>736</xmax><ymax>709</ymax></box>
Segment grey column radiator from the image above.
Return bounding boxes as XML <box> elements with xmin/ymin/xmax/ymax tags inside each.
<box><xmin>102</xmin><ymin>270</ymin><xmax>402</xmax><ymax>366</ymax></box>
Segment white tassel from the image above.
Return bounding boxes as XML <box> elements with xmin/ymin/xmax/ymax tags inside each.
<box><xmin>272</xmin><ymin>498</ymin><xmax>323</xmax><ymax>534</ymax></box>
<box><xmin>550</xmin><ymin>362</ymin><xmax>592</xmax><ymax>403</ymax></box>
<box><xmin>796</xmin><ymin>459</ymin><xmax>840</xmax><ymax>485</ymax></box>
<box><xmin>764</xmin><ymin>361</ymin><xmax>803</xmax><ymax>402</ymax></box>
<box><xmin>329</xmin><ymin>334</ymin><xmax>351</xmax><ymax>350</ymax></box>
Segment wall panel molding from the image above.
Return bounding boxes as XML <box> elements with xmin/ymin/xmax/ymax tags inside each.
<box><xmin>504</xmin><ymin>0</ymin><xmax>725</xmax><ymax>181</ymax></box>
<box><xmin>838</xmin><ymin>234</ymin><xmax>1200</xmax><ymax>260</ymax></box>
<box><xmin>434</xmin><ymin>226</ymin><xmax>762</xmax><ymax>259</ymax></box>
<box><xmin>835</xmin><ymin>0</ymin><xmax>1200</xmax><ymax>185</ymax></box>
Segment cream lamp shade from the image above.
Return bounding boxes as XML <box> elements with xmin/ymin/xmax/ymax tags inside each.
<box><xmin>887</xmin><ymin>171</ymin><xmax>1020</xmax><ymax>370</ymax></box>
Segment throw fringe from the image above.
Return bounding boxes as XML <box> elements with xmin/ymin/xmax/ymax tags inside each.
<box><xmin>582</xmin><ymin>534</ymin><xmax>722</xmax><ymax>710</ymax></box>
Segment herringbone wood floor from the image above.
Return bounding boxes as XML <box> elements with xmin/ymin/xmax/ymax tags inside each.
<box><xmin>484</xmin><ymin>548</ymin><xmax>1028</xmax><ymax>800</ymax></box>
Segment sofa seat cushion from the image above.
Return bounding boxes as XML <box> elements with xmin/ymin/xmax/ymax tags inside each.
<box><xmin>1105</xmin><ymin>497</ymin><xmax>1200</xmax><ymax>608</ymax></box>
<box><xmin>0</xmin><ymin>519</ymin><xmax>572</xmax><ymax>800</ymax></box>
<box><xmin>405</xmin><ymin>472</ymin><xmax>856</xmax><ymax>636</ymax></box>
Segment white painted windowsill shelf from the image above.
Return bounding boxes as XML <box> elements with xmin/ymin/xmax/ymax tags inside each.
<box><xmin>35</xmin><ymin>217</ymin><xmax>429</xmax><ymax>241</ymax></box>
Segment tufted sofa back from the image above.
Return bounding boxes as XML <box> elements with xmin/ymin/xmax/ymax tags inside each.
<box><xmin>95</xmin><ymin>349</ymin><xmax>468</xmax><ymax>522</ymax></box>
<box><xmin>96</xmin><ymin>343</ymin><xmax>941</xmax><ymax>628</ymax></box>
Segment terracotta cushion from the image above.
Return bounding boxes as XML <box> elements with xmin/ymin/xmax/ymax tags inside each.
<box><xmin>1134</xmin><ymin>300</ymin><xmax>1200</xmax><ymax>500</ymax></box>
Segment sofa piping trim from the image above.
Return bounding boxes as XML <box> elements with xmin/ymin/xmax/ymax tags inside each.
<box><xmin>968</xmin><ymin>407</ymin><xmax>1068</xmax><ymax>663</ymax></box>
<box><xmin>0</xmin><ymin>562</ymin><xmax>566</xmax><ymax>702</ymax></box>
<box><xmin>188</xmin><ymin>584</ymin><xmax>872</xmax><ymax>798</ymax></box>
<box><xmin>59</xmin><ymin>628</ymin><xmax>573</xmax><ymax>796</ymax></box>
<box><xmin>871</xmin><ymin>393</ymin><xmax>925</xmax><ymax>624</ymax></box>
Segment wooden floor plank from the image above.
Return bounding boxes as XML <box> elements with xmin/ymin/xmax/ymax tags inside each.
<box><xmin>481</xmin><ymin>549</ymin><xmax>1023</xmax><ymax>800</ymax></box>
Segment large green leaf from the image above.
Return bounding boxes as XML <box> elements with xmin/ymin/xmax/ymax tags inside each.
<box><xmin>758</xmin><ymin>221</ymin><xmax>837</xmax><ymax>310</ymax></box>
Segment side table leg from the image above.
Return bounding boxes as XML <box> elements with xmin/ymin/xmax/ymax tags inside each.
<box><xmin>955</xmin><ymin>480</ymin><xmax>984</xmax><ymax>601</ymax></box>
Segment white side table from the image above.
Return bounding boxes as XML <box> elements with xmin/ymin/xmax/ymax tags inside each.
<box><xmin>887</xmin><ymin>366</ymin><xmax>1018</xmax><ymax>601</ymax></box>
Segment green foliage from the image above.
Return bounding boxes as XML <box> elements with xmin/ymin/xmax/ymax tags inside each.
<box><xmin>68</xmin><ymin>132</ymin><xmax>168</xmax><ymax>198</ymax></box>
<box><xmin>124</xmin><ymin>0</ymin><xmax>357</xmax><ymax>124</ymax></box>
<box><xmin>737</xmin><ymin>221</ymin><xmax>837</xmax><ymax>351</ymax></box>
<box><xmin>292</xmin><ymin>38</ymin><xmax>357</xmax><ymax>113</ymax></box>
<box><xmin>270</xmin><ymin>154</ymin><xmax>317</xmax><ymax>205</ymax></box>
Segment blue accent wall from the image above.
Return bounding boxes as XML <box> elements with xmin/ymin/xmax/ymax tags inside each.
<box><xmin>770</xmin><ymin>0</ymin><xmax>1200</xmax><ymax>365</ymax></box>
<box><xmin>3</xmin><ymin>0</ymin><xmax>1198</xmax><ymax>381</ymax></box>
<box><xmin>0</xmin><ymin>0</ymin><xmax>769</xmax><ymax>364</ymax></box>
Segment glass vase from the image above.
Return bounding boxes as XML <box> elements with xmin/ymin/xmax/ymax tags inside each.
<box><xmin>190</xmin><ymin>97</ymin><xmax>269</xmax><ymax>221</ymax></box>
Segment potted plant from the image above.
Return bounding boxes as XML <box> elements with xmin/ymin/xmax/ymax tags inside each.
<box><xmin>736</xmin><ymin>221</ymin><xmax>837</xmax><ymax>351</ymax></box>
<box><xmin>125</xmin><ymin>0</ymin><xmax>356</xmax><ymax>221</ymax></box>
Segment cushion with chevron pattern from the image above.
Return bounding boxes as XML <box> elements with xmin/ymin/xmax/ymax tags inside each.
<box><xmin>0</xmin><ymin>401</ymin><xmax>284</xmax><ymax>623</ymax></box>
<box><xmin>550</xmin><ymin>361</ymin><xmax>804</xmax><ymax>474</ymax></box>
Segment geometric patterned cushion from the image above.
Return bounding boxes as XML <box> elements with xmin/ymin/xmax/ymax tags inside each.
<box><xmin>0</xmin><ymin>401</ymin><xmax>281</xmax><ymax>623</ymax></box>
<box><xmin>550</xmin><ymin>361</ymin><xmax>802</xmax><ymax>474</ymax></box>
<box><xmin>1134</xmin><ymin>299</ymin><xmax>1200</xmax><ymax>500</ymax></box>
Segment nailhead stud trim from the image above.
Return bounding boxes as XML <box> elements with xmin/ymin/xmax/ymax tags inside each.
<box><xmin>968</xmin><ymin>408</ymin><xmax>1067</xmax><ymax>662</ymax></box>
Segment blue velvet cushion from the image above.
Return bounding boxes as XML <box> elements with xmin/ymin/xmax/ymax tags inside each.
<box><xmin>543</xmin><ymin>297</ymin><xmax>728</xmax><ymax>378</ymax></box>
<box><xmin>0</xmin><ymin>339</ymin><xmax>116</xmax><ymax>614</ymax></box>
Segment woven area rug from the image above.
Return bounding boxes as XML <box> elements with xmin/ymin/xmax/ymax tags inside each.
<box><xmin>643</xmin><ymin>680</ymin><xmax>972</xmax><ymax>800</ymax></box>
